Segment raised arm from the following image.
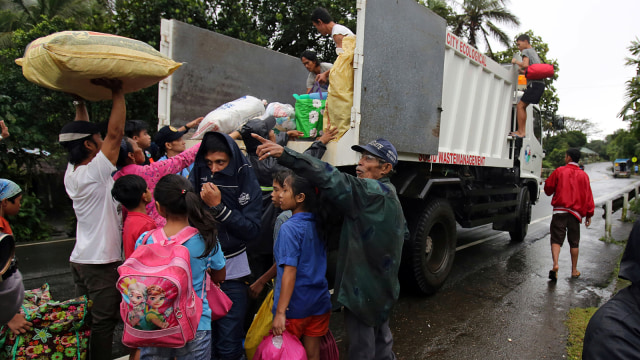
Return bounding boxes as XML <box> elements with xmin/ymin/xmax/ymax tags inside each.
<box><xmin>94</xmin><ymin>79</ymin><xmax>125</xmax><ymax>165</ymax></box>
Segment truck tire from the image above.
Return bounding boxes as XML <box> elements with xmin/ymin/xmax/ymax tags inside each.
<box><xmin>509</xmin><ymin>187</ymin><xmax>531</xmax><ymax>242</ymax></box>
<box><xmin>410</xmin><ymin>198</ymin><xmax>456</xmax><ymax>294</ymax></box>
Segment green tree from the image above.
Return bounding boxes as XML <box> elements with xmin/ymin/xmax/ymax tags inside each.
<box><xmin>606</xmin><ymin>129</ymin><xmax>638</xmax><ymax>160</ymax></box>
<box><xmin>493</xmin><ymin>30</ymin><xmax>560</xmax><ymax>132</ymax></box>
<box><xmin>0</xmin><ymin>0</ymin><xmax>96</xmax><ymax>30</ymax></box>
<box><xmin>419</xmin><ymin>0</ymin><xmax>457</xmax><ymax>28</ymax></box>
<box><xmin>450</xmin><ymin>0</ymin><xmax>520</xmax><ymax>57</ymax></box>
<box><xmin>619</xmin><ymin>38</ymin><xmax>640</xmax><ymax>132</ymax></box>
<box><xmin>256</xmin><ymin>0</ymin><xmax>356</xmax><ymax>62</ymax></box>
<box><xmin>586</xmin><ymin>139</ymin><xmax>607</xmax><ymax>160</ymax></box>
<box><xmin>542</xmin><ymin>130</ymin><xmax>587</xmax><ymax>168</ymax></box>
<box><xmin>0</xmin><ymin>16</ymin><xmax>90</xmax><ymax>240</ymax></box>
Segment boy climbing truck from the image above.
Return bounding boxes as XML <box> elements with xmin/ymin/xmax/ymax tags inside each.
<box><xmin>157</xmin><ymin>0</ymin><xmax>544</xmax><ymax>295</ymax></box>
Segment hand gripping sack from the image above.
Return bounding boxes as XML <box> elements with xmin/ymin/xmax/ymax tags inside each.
<box><xmin>117</xmin><ymin>227</ymin><xmax>203</xmax><ymax>348</ymax></box>
<box><xmin>525</xmin><ymin>63</ymin><xmax>554</xmax><ymax>80</ymax></box>
<box><xmin>192</xmin><ymin>96</ymin><xmax>266</xmax><ymax>139</ymax></box>
<box><xmin>245</xmin><ymin>288</ymin><xmax>274</xmax><ymax>359</ymax></box>
<box><xmin>254</xmin><ymin>331</ymin><xmax>307</xmax><ymax>360</ymax></box>
<box><xmin>15</xmin><ymin>31</ymin><xmax>182</xmax><ymax>101</ymax></box>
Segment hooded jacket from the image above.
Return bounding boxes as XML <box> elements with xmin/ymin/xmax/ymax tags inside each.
<box><xmin>240</xmin><ymin>120</ymin><xmax>328</xmax><ymax>256</ymax></box>
<box><xmin>583</xmin><ymin>220</ymin><xmax>640</xmax><ymax>359</ymax></box>
<box><xmin>189</xmin><ymin>132</ymin><xmax>262</xmax><ymax>258</ymax></box>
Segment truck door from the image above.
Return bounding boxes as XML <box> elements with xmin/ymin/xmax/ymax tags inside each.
<box><xmin>520</xmin><ymin>106</ymin><xmax>543</xmax><ymax>179</ymax></box>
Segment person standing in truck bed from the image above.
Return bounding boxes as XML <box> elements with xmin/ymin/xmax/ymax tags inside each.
<box><xmin>311</xmin><ymin>7</ymin><xmax>353</xmax><ymax>85</ymax></box>
<box><xmin>511</xmin><ymin>34</ymin><xmax>545</xmax><ymax>138</ymax></box>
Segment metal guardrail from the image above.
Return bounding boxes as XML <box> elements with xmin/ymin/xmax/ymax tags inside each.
<box><xmin>601</xmin><ymin>182</ymin><xmax>640</xmax><ymax>238</ymax></box>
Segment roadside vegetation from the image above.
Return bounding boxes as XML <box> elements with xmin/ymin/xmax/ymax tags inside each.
<box><xmin>565</xmin><ymin>307</ymin><xmax>597</xmax><ymax>360</ymax></box>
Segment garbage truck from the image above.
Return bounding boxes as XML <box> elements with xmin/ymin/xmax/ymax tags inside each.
<box><xmin>157</xmin><ymin>0</ymin><xmax>544</xmax><ymax>294</ymax></box>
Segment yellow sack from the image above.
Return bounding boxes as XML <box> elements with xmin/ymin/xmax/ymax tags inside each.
<box><xmin>15</xmin><ymin>31</ymin><xmax>182</xmax><ymax>101</ymax></box>
<box><xmin>326</xmin><ymin>35</ymin><xmax>356</xmax><ymax>138</ymax></box>
<box><xmin>245</xmin><ymin>289</ymin><xmax>274</xmax><ymax>360</ymax></box>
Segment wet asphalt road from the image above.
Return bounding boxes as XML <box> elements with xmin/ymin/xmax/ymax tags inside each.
<box><xmin>16</xmin><ymin>162</ymin><xmax>639</xmax><ymax>359</ymax></box>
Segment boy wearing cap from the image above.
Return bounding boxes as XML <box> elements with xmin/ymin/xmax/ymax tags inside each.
<box><xmin>254</xmin><ymin>135</ymin><xmax>407</xmax><ymax>360</ymax></box>
<box><xmin>58</xmin><ymin>79</ymin><xmax>125</xmax><ymax>360</ymax></box>
<box><xmin>154</xmin><ymin>117</ymin><xmax>202</xmax><ymax>178</ymax></box>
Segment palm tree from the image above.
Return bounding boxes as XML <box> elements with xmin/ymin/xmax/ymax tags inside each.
<box><xmin>619</xmin><ymin>38</ymin><xmax>640</xmax><ymax>124</ymax></box>
<box><xmin>451</xmin><ymin>0</ymin><xmax>519</xmax><ymax>56</ymax></box>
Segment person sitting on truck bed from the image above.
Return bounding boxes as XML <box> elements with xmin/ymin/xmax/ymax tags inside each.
<box><xmin>301</xmin><ymin>50</ymin><xmax>333</xmax><ymax>93</ymax></box>
<box><xmin>253</xmin><ymin>134</ymin><xmax>408</xmax><ymax>360</ymax></box>
<box><xmin>510</xmin><ymin>34</ymin><xmax>545</xmax><ymax>138</ymax></box>
<box><xmin>311</xmin><ymin>7</ymin><xmax>353</xmax><ymax>85</ymax></box>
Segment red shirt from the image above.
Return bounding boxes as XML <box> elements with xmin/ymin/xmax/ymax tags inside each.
<box><xmin>122</xmin><ymin>212</ymin><xmax>156</xmax><ymax>259</ymax></box>
<box><xmin>0</xmin><ymin>216</ymin><xmax>12</xmax><ymax>235</ymax></box>
<box><xmin>544</xmin><ymin>163</ymin><xmax>595</xmax><ymax>222</ymax></box>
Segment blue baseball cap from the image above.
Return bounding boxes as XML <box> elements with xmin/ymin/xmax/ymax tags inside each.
<box><xmin>351</xmin><ymin>138</ymin><xmax>398</xmax><ymax>168</ymax></box>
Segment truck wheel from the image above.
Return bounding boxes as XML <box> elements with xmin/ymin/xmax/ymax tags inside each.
<box><xmin>509</xmin><ymin>187</ymin><xmax>531</xmax><ymax>242</ymax></box>
<box><xmin>410</xmin><ymin>198</ymin><xmax>456</xmax><ymax>294</ymax></box>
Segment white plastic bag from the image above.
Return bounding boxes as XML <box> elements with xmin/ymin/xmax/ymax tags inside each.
<box><xmin>192</xmin><ymin>96</ymin><xmax>265</xmax><ymax>139</ymax></box>
<box><xmin>262</xmin><ymin>102</ymin><xmax>296</xmax><ymax>133</ymax></box>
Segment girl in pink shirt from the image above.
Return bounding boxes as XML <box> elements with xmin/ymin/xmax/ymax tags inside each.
<box><xmin>113</xmin><ymin>137</ymin><xmax>200</xmax><ymax>227</ymax></box>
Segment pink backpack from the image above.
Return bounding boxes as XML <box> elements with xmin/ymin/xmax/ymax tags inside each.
<box><xmin>117</xmin><ymin>226</ymin><xmax>203</xmax><ymax>348</ymax></box>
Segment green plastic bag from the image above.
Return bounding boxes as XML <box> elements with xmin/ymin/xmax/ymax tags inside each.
<box><xmin>294</xmin><ymin>94</ymin><xmax>325</xmax><ymax>139</ymax></box>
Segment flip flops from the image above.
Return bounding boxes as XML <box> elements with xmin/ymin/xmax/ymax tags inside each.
<box><xmin>572</xmin><ymin>271</ymin><xmax>581</xmax><ymax>279</ymax></box>
<box><xmin>548</xmin><ymin>269</ymin><xmax>558</xmax><ymax>281</ymax></box>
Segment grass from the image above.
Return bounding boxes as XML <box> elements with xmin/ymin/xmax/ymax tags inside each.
<box><xmin>565</xmin><ymin>307</ymin><xmax>598</xmax><ymax>360</ymax></box>
<box><xmin>598</xmin><ymin>236</ymin><xmax>627</xmax><ymax>246</ymax></box>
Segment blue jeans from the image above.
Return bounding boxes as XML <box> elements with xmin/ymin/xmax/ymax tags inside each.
<box><xmin>211</xmin><ymin>280</ymin><xmax>248</xmax><ymax>360</ymax></box>
<box><xmin>140</xmin><ymin>330</ymin><xmax>211</xmax><ymax>359</ymax></box>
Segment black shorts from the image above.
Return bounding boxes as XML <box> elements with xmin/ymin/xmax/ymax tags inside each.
<box><xmin>521</xmin><ymin>82</ymin><xmax>545</xmax><ymax>104</ymax></box>
<box><xmin>550</xmin><ymin>213</ymin><xmax>580</xmax><ymax>248</ymax></box>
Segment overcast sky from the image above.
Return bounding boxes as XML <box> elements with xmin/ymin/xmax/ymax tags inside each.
<box><xmin>493</xmin><ymin>0</ymin><xmax>640</xmax><ymax>140</ymax></box>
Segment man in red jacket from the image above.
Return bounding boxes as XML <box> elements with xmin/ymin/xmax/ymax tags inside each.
<box><xmin>544</xmin><ymin>148</ymin><xmax>595</xmax><ymax>280</ymax></box>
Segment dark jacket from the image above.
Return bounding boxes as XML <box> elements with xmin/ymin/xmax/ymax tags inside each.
<box><xmin>189</xmin><ymin>132</ymin><xmax>262</xmax><ymax>258</ymax></box>
<box><xmin>583</xmin><ymin>220</ymin><xmax>640</xmax><ymax>359</ymax></box>
<box><xmin>240</xmin><ymin>121</ymin><xmax>327</xmax><ymax>256</ymax></box>
<box><xmin>277</xmin><ymin>147</ymin><xmax>408</xmax><ymax>327</ymax></box>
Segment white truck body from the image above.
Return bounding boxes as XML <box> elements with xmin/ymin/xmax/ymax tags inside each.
<box><xmin>157</xmin><ymin>0</ymin><xmax>544</xmax><ymax>293</ymax></box>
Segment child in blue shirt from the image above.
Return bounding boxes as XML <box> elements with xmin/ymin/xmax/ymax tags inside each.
<box><xmin>135</xmin><ymin>174</ymin><xmax>225</xmax><ymax>360</ymax></box>
<box><xmin>272</xmin><ymin>173</ymin><xmax>331</xmax><ymax>360</ymax></box>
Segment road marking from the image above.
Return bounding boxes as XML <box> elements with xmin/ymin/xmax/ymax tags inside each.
<box><xmin>16</xmin><ymin>238</ymin><xmax>74</xmax><ymax>248</ymax></box>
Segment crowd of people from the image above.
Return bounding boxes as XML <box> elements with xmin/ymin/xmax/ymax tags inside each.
<box><xmin>1</xmin><ymin>6</ymin><xmax>625</xmax><ymax>360</ymax></box>
<box><xmin>41</xmin><ymin>68</ymin><xmax>405</xmax><ymax>360</ymax></box>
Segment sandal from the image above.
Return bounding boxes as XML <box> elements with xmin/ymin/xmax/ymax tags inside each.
<box><xmin>548</xmin><ymin>270</ymin><xmax>558</xmax><ymax>281</ymax></box>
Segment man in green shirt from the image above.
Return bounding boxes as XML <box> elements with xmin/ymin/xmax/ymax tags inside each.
<box><xmin>254</xmin><ymin>134</ymin><xmax>407</xmax><ymax>360</ymax></box>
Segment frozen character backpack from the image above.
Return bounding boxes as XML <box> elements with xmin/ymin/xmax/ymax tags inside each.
<box><xmin>117</xmin><ymin>226</ymin><xmax>203</xmax><ymax>348</ymax></box>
